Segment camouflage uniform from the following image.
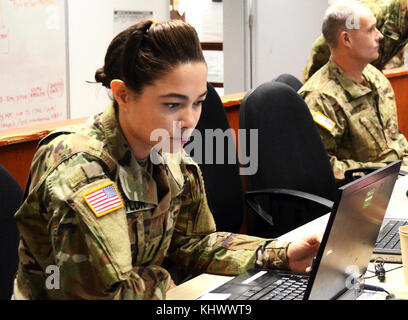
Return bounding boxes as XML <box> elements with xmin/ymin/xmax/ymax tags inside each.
<box><xmin>302</xmin><ymin>0</ymin><xmax>408</xmax><ymax>83</ymax></box>
<box><xmin>12</xmin><ymin>104</ymin><xmax>290</xmax><ymax>300</ymax></box>
<box><xmin>299</xmin><ymin>58</ymin><xmax>408</xmax><ymax>182</ymax></box>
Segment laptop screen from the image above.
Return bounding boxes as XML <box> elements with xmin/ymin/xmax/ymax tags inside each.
<box><xmin>306</xmin><ymin>161</ymin><xmax>401</xmax><ymax>300</ymax></box>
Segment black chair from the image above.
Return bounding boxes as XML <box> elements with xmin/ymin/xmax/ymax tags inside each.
<box><xmin>272</xmin><ymin>74</ymin><xmax>303</xmax><ymax>92</ymax></box>
<box><xmin>0</xmin><ymin>165</ymin><xmax>23</xmax><ymax>300</ymax></box>
<box><xmin>239</xmin><ymin>81</ymin><xmax>337</xmax><ymax>238</ymax></box>
<box><xmin>184</xmin><ymin>82</ymin><xmax>244</xmax><ymax>233</ymax></box>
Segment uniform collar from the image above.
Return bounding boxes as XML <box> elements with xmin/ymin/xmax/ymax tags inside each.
<box><xmin>101</xmin><ymin>105</ymin><xmax>158</xmax><ymax>205</ymax></box>
<box><xmin>101</xmin><ymin>105</ymin><xmax>184</xmax><ymax>205</ymax></box>
<box><xmin>328</xmin><ymin>58</ymin><xmax>372</xmax><ymax>100</ymax></box>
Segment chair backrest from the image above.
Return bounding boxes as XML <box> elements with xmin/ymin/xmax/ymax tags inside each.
<box><xmin>184</xmin><ymin>83</ymin><xmax>244</xmax><ymax>233</ymax></box>
<box><xmin>272</xmin><ymin>74</ymin><xmax>303</xmax><ymax>92</ymax></box>
<box><xmin>0</xmin><ymin>165</ymin><xmax>23</xmax><ymax>300</ymax></box>
<box><xmin>239</xmin><ymin>81</ymin><xmax>337</xmax><ymax>237</ymax></box>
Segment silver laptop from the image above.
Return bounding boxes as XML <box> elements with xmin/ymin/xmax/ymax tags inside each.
<box><xmin>200</xmin><ymin>161</ymin><xmax>401</xmax><ymax>300</ymax></box>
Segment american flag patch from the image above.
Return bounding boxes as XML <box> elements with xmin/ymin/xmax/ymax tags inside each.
<box><xmin>83</xmin><ymin>182</ymin><xmax>124</xmax><ymax>218</ymax></box>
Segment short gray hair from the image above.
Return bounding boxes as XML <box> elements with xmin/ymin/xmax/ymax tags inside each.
<box><xmin>322</xmin><ymin>0</ymin><xmax>371</xmax><ymax>48</ymax></box>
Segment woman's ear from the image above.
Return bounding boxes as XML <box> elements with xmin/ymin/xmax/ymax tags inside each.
<box><xmin>110</xmin><ymin>80</ymin><xmax>130</xmax><ymax>106</ymax></box>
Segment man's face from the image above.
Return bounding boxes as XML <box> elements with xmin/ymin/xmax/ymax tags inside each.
<box><xmin>348</xmin><ymin>10</ymin><xmax>384</xmax><ymax>63</ymax></box>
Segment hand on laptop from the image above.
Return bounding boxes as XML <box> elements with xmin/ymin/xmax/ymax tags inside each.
<box><xmin>286</xmin><ymin>233</ymin><xmax>323</xmax><ymax>273</ymax></box>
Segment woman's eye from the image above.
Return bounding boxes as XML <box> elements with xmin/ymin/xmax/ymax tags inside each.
<box><xmin>165</xmin><ymin>103</ymin><xmax>180</xmax><ymax>109</ymax></box>
<box><xmin>194</xmin><ymin>100</ymin><xmax>204</xmax><ymax>107</ymax></box>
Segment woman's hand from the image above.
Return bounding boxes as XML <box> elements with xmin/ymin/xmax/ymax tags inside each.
<box><xmin>287</xmin><ymin>233</ymin><xmax>323</xmax><ymax>273</ymax></box>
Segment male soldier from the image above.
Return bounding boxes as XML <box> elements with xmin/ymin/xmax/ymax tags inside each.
<box><xmin>303</xmin><ymin>0</ymin><xmax>408</xmax><ymax>83</ymax></box>
<box><xmin>299</xmin><ymin>0</ymin><xmax>408</xmax><ymax>182</ymax></box>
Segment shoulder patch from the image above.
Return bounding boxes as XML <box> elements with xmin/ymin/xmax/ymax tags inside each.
<box><xmin>83</xmin><ymin>182</ymin><xmax>124</xmax><ymax>218</ymax></box>
<box><xmin>313</xmin><ymin>111</ymin><xmax>336</xmax><ymax>132</ymax></box>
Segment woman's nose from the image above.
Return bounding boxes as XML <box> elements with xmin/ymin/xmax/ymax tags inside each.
<box><xmin>180</xmin><ymin>106</ymin><xmax>199</xmax><ymax>129</ymax></box>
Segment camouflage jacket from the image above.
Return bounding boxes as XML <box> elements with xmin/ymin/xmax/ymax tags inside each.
<box><xmin>13</xmin><ymin>104</ymin><xmax>290</xmax><ymax>300</ymax></box>
<box><xmin>299</xmin><ymin>59</ymin><xmax>408</xmax><ymax>182</ymax></box>
<box><xmin>302</xmin><ymin>0</ymin><xmax>408</xmax><ymax>83</ymax></box>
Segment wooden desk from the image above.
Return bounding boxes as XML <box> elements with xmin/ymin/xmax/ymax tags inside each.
<box><xmin>166</xmin><ymin>274</ymin><xmax>234</xmax><ymax>300</ymax></box>
<box><xmin>384</xmin><ymin>67</ymin><xmax>408</xmax><ymax>138</ymax></box>
<box><xmin>167</xmin><ymin>178</ymin><xmax>408</xmax><ymax>300</ymax></box>
<box><xmin>0</xmin><ymin>117</ymin><xmax>88</xmax><ymax>189</ymax></box>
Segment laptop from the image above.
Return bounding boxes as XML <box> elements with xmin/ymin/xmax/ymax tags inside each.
<box><xmin>200</xmin><ymin>161</ymin><xmax>401</xmax><ymax>300</ymax></box>
<box><xmin>372</xmin><ymin>219</ymin><xmax>407</xmax><ymax>263</ymax></box>
<box><xmin>372</xmin><ymin>174</ymin><xmax>408</xmax><ymax>263</ymax></box>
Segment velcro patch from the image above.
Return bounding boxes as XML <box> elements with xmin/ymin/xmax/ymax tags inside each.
<box><xmin>83</xmin><ymin>182</ymin><xmax>124</xmax><ymax>218</ymax></box>
<box><xmin>313</xmin><ymin>112</ymin><xmax>336</xmax><ymax>132</ymax></box>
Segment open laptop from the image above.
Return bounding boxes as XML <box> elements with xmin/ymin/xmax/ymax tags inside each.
<box><xmin>200</xmin><ymin>161</ymin><xmax>401</xmax><ymax>300</ymax></box>
<box><xmin>372</xmin><ymin>219</ymin><xmax>407</xmax><ymax>263</ymax></box>
<box><xmin>372</xmin><ymin>174</ymin><xmax>408</xmax><ymax>263</ymax></box>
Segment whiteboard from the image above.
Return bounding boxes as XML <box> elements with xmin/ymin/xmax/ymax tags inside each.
<box><xmin>0</xmin><ymin>0</ymin><xmax>68</xmax><ymax>130</ymax></box>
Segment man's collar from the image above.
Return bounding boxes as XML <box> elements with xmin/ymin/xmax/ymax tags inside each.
<box><xmin>328</xmin><ymin>58</ymin><xmax>372</xmax><ymax>100</ymax></box>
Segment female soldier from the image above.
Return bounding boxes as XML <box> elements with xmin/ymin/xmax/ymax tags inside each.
<box><xmin>13</xmin><ymin>19</ymin><xmax>320</xmax><ymax>300</ymax></box>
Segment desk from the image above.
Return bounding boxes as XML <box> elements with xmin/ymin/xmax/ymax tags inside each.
<box><xmin>384</xmin><ymin>67</ymin><xmax>408</xmax><ymax>138</ymax></box>
<box><xmin>166</xmin><ymin>274</ymin><xmax>234</xmax><ymax>300</ymax></box>
<box><xmin>167</xmin><ymin>177</ymin><xmax>408</xmax><ymax>300</ymax></box>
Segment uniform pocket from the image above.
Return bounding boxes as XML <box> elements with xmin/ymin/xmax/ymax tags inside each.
<box><xmin>128</xmin><ymin>205</ymin><xmax>168</xmax><ymax>265</ymax></box>
<box><xmin>359</xmin><ymin>116</ymin><xmax>388</xmax><ymax>153</ymax></box>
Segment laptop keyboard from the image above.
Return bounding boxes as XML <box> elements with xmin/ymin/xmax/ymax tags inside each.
<box><xmin>225</xmin><ymin>274</ymin><xmax>309</xmax><ymax>300</ymax></box>
<box><xmin>375</xmin><ymin>220</ymin><xmax>408</xmax><ymax>252</ymax></box>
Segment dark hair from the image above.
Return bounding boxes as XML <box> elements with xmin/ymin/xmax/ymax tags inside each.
<box><xmin>95</xmin><ymin>19</ymin><xmax>205</xmax><ymax>105</ymax></box>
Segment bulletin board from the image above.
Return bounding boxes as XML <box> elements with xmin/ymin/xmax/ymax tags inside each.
<box><xmin>0</xmin><ymin>0</ymin><xmax>68</xmax><ymax>131</ymax></box>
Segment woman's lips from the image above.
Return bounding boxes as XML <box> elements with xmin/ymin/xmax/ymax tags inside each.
<box><xmin>171</xmin><ymin>137</ymin><xmax>189</xmax><ymax>145</ymax></box>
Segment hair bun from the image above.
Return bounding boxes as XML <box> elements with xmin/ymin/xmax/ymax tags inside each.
<box><xmin>94</xmin><ymin>67</ymin><xmax>111</xmax><ymax>88</ymax></box>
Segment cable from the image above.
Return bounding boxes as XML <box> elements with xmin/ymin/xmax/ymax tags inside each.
<box><xmin>362</xmin><ymin>258</ymin><xmax>405</xmax><ymax>299</ymax></box>
<box><xmin>363</xmin><ymin>284</ymin><xmax>390</xmax><ymax>294</ymax></box>
<box><xmin>362</xmin><ymin>284</ymin><xmax>396</xmax><ymax>299</ymax></box>
<box><xmin>364</xmin><ymin>258</ymin><xmax>403</xmax><ymax>282</ymax></box>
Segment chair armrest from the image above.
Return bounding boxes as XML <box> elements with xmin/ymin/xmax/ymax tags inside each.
<box><xmin>344</xmin><ymin>167</ymin><xmax>380</xmax><ymax>182</ymax></box>
<box><xmin>245</xmin><ymin>188</ymin><xmax>334</xmax><ymax>227</ymax></box>
<box><xmin>345</xmin><ymin>167</ymin><xmax>407</xmax><ymax>181</ymax></box>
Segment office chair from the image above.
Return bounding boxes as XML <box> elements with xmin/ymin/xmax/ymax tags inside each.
<box><xmin>0</xmin><ymin>165</ymin><xmax>23</xmax><ymax>300</ymax></box>
<box><xmin>239</xmin><ymin>81</ymin><xmax>337</xmax><ymax>238</ymax></box>
<box><xmin>184</xmin><ymin>82</ymin><xmax>244</xmax><ymax>233</ymax></box>
<box><xmin>272</xmin><ymin>74</ymin><xmax>303</xmax><ymax>92</ymax></box>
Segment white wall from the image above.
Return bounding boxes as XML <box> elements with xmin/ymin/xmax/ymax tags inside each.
<box><xmin>67</xmin><ymin>0</ymin><xmax>169</xmax><ymax>119</ymax></box>
<box><xmin>181</xmin><ymin>0</ymin><xmax>223</xmax><ymax>42</ymax></box>
<box><xmin>223</xmin><ymin>0</ymin><xmax>251</xmax><ymax>94</ymax></box>
<box><xmin>251</xmin><ymin>0</ymin><xmax>327</xmax><ymax>86</ymax></box>
<box><xmin>223</xmin><ymin>0</ymin><xmax>328</xmax><ymax>94</ymax></box>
